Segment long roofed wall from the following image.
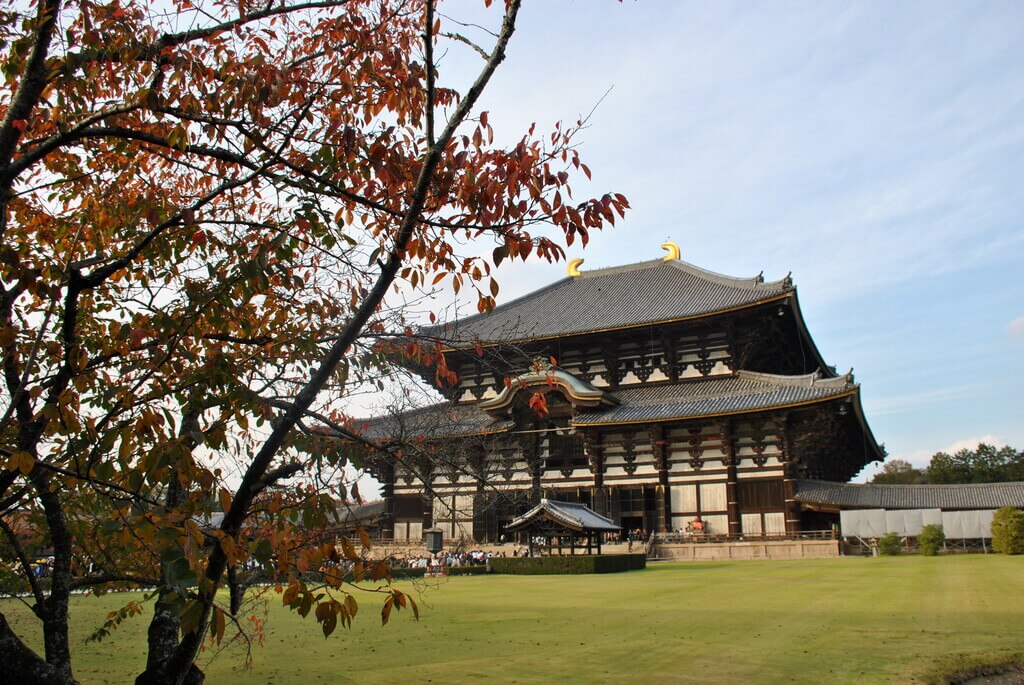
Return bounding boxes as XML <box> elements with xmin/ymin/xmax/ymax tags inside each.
<box><xmin>363</xmin><ymin>251</ymin><xmax>884</xmax><ymax>543</ymax></box>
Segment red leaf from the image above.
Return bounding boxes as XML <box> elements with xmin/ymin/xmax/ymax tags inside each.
<box><xmin>528</xmin><ymin>392</ymin><xmax>549</xmax><ymax>417</ymax></box>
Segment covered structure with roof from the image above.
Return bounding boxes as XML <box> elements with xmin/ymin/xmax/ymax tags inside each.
<box><xmin>357</xmin><ymin>245</ymin><xmax>886</xmax><ymax>543</ymax></box>
<box><xmin>504</xmin><ymin>499</ymin><xmax>620</xmax><ymax>555</ymax></box>
<box><xmin>795</xmin><ymin>480</ymin><xmax>1024</xmax><ymax>512</ymax></box>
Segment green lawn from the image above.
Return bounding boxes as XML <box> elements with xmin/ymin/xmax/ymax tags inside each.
<box><xmin>3</xmin><ymin>555</ymin><xmax>1023</xmax><ymax>684</ymax></box>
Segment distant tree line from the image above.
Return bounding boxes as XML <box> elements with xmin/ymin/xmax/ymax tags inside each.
<box><xmin>871</xmin><ymin>444</ymin><xmax>1024</xmax><ymax>485</ymax></box>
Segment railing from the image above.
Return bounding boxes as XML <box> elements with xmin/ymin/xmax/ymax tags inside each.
<box><xmin>654</xmin><ymin>530</ymin><xmax>837</xmax><ymax>544</ymax></box>
<box><xmin>371</xmin><ymin>530</ymin><xmax>840</xmax><ymax>548</ymax></box>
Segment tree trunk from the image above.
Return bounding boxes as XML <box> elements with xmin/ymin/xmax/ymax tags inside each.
<box><xmin>133</xmin><ymin>589</ymin><xmax>205</xmax><ymax>685</ymax></box>
<box><xmin>0</xmin><ymin>612</ymin><xmax>78</xmax><ymax>684</ymax></box>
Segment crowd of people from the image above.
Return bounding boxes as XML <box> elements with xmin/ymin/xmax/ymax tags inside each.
<box><xmin>395</xmin><ymin>549</ymin><xmax>507</xmax><ymax>571</ymax></box>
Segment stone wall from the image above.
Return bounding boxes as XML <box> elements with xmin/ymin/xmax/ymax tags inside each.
<box><xmin>653</xmin><ymin>539</ymin><xmax>841</xmax><ymax>561</ymax></box>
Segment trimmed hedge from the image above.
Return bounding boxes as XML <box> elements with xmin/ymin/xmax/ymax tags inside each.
<box><xmin>877</xmin><ymin>532</ymin><xmax>901</xmax><ymax>556</ymax></box>
<box><xmin>389</xmin><ymin>567</ymin><xmax>427</xmax><ymax>579</ymax></box>
<box><xmin>488</xmin><ymin>554</ymin><xmax>646</xmax><ymax>575</ymax></box>
<box><xmin>448</xmin><ymin>565</ymin><xmax>489</xmax><ymax>576</ymax></box>
<box><xmin>918</xmin><ymin>524</ymin><xmax>945</xmax><ymax>556</ymax></box>
<box><xmin>992</xmin><ymin>506</ymin><xmax>1024</xmax><ymax>555</ymax></box>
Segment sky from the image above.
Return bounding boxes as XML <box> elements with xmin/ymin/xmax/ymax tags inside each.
<box><xmin>368</xmin><ymin>1</ymin><xmax>1024</xmax><ymax>482</ymax></box>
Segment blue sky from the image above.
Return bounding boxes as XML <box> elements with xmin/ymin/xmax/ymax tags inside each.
<box><xmin>420</xmin><ymin>1</ymin><xmax>1024</xmax><ymax>479</ymax></box>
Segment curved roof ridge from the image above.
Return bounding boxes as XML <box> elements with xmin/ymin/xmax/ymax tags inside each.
<box><xmin>795</xmin><ymin>479</ymin><xmax>1024</xmax><ymax>510</ymax></box>
<box><xmin>666</xmin><ymin>259</ymin><xmax>792</xmax><ymax>291</ymax></box>
<box><xmin>419</xmin><ymin>255</ymin><xmax>798</xmax><ymax>347</ymax></box>
<box><xmin>573</xmin><ymin>257</ymin><xmax>792</xmax><ymax>290</ymax></box>
<box><xmin>573</xmin><ymin>257</ymin><xmax>665</xmax><ymax>278</ymax></box>
<box><xmin>421</xmin><ymin>275</ymin><xmax>573</xmax><ymax>337</ymax></box>
<box><xmin>806</xmin><ymin>479</ymin><xmax>1024</xmax><ymax>491</ymax></box>
<box><xmin>431</xmin><ymin>258</ymin><xmax>792</xmax><ymax>335</ymax></box>
<box><xmin>479</xmin><ymin>363</ymin><xmax>619</xmax><ymax>413</ymax></box>
<box><xmin>737</xmin><ymin>369</ymin><xmax>854</xmax><ymax>389</ymax></box>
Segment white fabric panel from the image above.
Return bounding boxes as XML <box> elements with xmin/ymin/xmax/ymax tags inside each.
<box><xmin>741</xmin><ymin>513</ymin><xmax>762</xmax><ymax>535</ymax></box>
<box><xmin>672</xmin><ymin>484</ymin><xmax>697</xmax><ymax>512</ymax></box>
<box><xmin>923</xmin><ymin>509</ymin><xmax>944</xmax><ymax>527</ymax></box>
<box><xmin>942</xmin><ymin>510</ymin><xmax>995</xmax><ymax>539</ymax></box>
<box><xmin>942</xmin><ymin>511</ymin><xmax>964</xmax><ymax>539</ymax></box>
<box><xmin>701</xmin><ymin>515</ymin><xmax>728</xmax><ymax>536</ymax></box>
<box><xmin>407</xmin><ymin>521</ymin><xmax>422</xmax><ymax>541</ymax></box>
<box><xmin>763</xmin><ymin>512</ymin><xmax>786</xmax><ymax>534</ymax></box>
<box><xmin>699</xmin><ymin>483</ymin><xmax>727</xmax><ymax>512</ymax></box>
<box><xmin>842</xmin><ymin>508</ymin><xmax>998</xmax><ymax>539</ymax></box>
<box><xmin>885</xmin><ymin>509</ymin><xmax>929</xmax><ymax>536</ymax></box>
<box><xmin>840</xmin><ymin>509</ymin><xmax>888</xmax><ymax>538</ymax></box>
<box><xmin>393</xmin><ymin>523</ymin><xmax>407</xmax><ymax>541</ymax></box>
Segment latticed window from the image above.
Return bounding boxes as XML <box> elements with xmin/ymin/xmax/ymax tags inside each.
<box><xmin>393</xmin><ymin>494</ymin><xmax>426</xmax><ymax>519</ymax></box>
<box><xmin>738</xmin><ymin>479</ymin><xmax>784</xmax><ymax>511</ymax></box>
<box><xmin>548</xmin><ymin>430</ymin><xmax>587</xmax><ymax>471</ymax></box>
<box><xmin>619</xmin><ymin>487</ymin><xmax>646</xmax><ymax>514</ymax></box>
<box><xmin>546</xmin><ymin>488</ymin><xmax>592</xmax><ymax>507</ymax></box>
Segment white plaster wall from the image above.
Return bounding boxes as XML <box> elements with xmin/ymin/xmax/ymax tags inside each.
<box><xmin>764</xmin><ymin>512</ymin><xmax>786</xmax><ymax>534</ymax></box>
<box><xmin>701</xmin><ymin>514</ymin><xmax>728</xmax><ymax>536</ymax></box>
<box><xmin>741</xmin><ymin>513</ymin><xmax>763</xmax><ymax>535</ymax></box>
<box><xmin>671</xmin><ymin>484</ymin><xmax>697</xmax><ymax>512</ymax></box>
<box><xmin>699</xmin><ymin>483</ymin><xmax>727</xmax><ymax>511</ymax></box>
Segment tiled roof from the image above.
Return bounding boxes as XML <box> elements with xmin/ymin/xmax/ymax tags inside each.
<box><xmin>481</xmin><ymin>363</ymin><xmax>618</xmax><ymax>413</ymax></box>
<box><xmin>506</xmin><ymin>499</ymin><xmax>621</xmax><ymax>532</ymax></box>
<box><xmin>359</xmin><ymin>371</ymin><xmax>854</xmax><ymax>439</ymax></box>
<box><xmin>571</xmin><ymin>370</ymin><xmax>854</xmax><ymax>426</ymax></box>
<box><xmin>334</xmin><ymin>500</ymin><xmax>387</xmax><ymax>525</ymax></box>
<box><xmin>423</xmin><ymin>258</ymin><xmax>792</xmax><ymax>345</ymax></box>
<box><xmin>353</xmin><ymin>401</ymin><xmax>512</xmax><ymax>441</ymax></box>
<box><xmin>795</xmin><ymin>479</ymin><xmax>1024</xmax><ymax>510</ymax></box>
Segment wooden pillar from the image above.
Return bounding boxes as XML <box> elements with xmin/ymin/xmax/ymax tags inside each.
<box><xmin>518</xmin><ymin>430</ymin><xmax>541</xmax><ymax>500</ymax></box>
<box><xmin>721</xmin><ymin>420</ymin><xmax>741</xmax><ymax>539</ymax></box>
<box><xmin>378</xmin><ymin>459</ymin><xmax>396</xmax><ymax>540</ymax></box>
<box><xmin>650</xmin><ymin>424</ymin><xmax>671</xmax><ymax>533</ymax></box>
<box><xmin>419</xmin><ymin>458</ymin><xmax>434</xmax><ymax>531</ymax></box>
<box><xmin>470</xmin><ymin>442</ymin><xmax>486</xmax><ymax>543</ymax></box>
<box><xmin>608</xmin><ymin>485</ymin><xmax>620</xmax><ymax>529</ymax></box>
<box><xmin>583</xmin><ymin>429</ymin><xmax>607</xmax><ymax>516</ymax></box>
<box><xmin>601</xmin><ymin>340</ymin><xmax>621</xmax><ymax>389</ymax></box>
<box><xmin>660</xmin><ymin>332</ymin><xmax>679</xmax><ymax>383</ymax></box>
<box><xmin>779</xmin><ymin>414</ymin><xmax>800</xmax><ymax>535</ymax></box>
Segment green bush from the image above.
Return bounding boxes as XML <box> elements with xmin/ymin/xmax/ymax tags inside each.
<box><xmin>489</xmin><ymin>554</ymin><xmax>646</xmax><ymax>575</ymax></box>
<box><xmin>917</xmin><ymin>524</ymin><xmax>945</xmax><ymax>556</ymax></box>
<box><xmin>389</xmin><ymin>567</ymin><xmax>427</xmax><ymax>579</ymax></box>
<box><xmin>877</xmin><ymin>532</ymin><xmax>901</xmax><ymax>556</ymax></box>
<box><xmin>991</xmin><ymin>507</ymin><xmax>1024</xmax><ymax>555</ymax></box>
<box><xmin>448</xmin><ymin>565</ymin><xmax>488</xmax><ymax>576</ymax></box>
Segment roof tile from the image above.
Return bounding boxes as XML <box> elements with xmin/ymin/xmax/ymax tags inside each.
<box><xmin>424</xmin><ymin>259</ymin><xmax>791</xmax><ymax>345</ymax></box>
<box><xmin>795</xmin><ymin>479</ymin><xmax>1024</xmax><ymax>509</ymax></box>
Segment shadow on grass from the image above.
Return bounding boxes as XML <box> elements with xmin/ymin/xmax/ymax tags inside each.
<box><xmin>924</xmin><ymin>650</ymin><xmax>1024</xmax><ymax>684</ymax></box>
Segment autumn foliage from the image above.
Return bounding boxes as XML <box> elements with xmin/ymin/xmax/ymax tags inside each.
<box><xmin>0</xmin><ymin>0</ymin><xmax>626</xmax><ymax>683</ymax></box>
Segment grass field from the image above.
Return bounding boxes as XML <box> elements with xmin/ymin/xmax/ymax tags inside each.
<box><xmin>3</xmin><ymin>555</ymin><xmax>1023</xmax><ymax>684</ymax></box>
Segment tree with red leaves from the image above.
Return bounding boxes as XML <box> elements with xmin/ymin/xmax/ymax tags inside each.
<box><xmin>0</xmin><ymin>1</ymin><xmax>627</xmax><ymax>682</ymax></box>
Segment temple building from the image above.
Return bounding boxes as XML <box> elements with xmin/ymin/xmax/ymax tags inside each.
<box><xmin>359</xmin><ymin>244</ymin><xmax>885</xmax><ymax>542</ymax></box>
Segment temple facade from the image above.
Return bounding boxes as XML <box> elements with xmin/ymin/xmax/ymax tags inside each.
<box><xmin>360</xmin><ymin>245</ymin><xmax>885</xmax><ymax>542</ymax></box>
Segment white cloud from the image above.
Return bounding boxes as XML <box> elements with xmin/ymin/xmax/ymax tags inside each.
<box><xmin>1008</xmin><ymin>316</ymin><xmax>1024</xmax><ymax>342</ymax></box>
<box><xmin>942</xmin><ymin>434</ymin><xmax>1005</xmax><ymax>454</ymax></box>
